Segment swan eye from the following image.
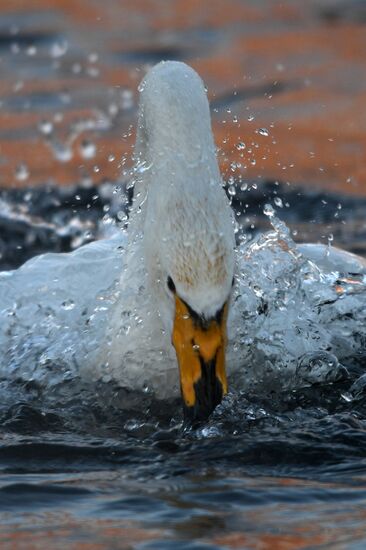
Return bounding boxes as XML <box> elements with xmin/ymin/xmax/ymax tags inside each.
<box><xmin>167</xmin><ymin>276</ymin><xmax>176</xmax><ymax>293</ymax></box>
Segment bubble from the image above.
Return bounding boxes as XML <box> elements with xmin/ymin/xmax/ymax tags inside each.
<box><xmin>296</xmin><ymin>351</ymin><xmax>346</xmax><ymax>385</ymax></box>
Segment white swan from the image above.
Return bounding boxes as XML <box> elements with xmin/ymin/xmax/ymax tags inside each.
<box><xmin>0</xmin><ymin>61</ymin><xmax>366</xmax><ymax>421</ymax></box>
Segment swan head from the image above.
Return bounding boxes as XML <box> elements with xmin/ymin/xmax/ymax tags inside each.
<box><xmin>135</xmin><ymin>61</ymin><xmax>235</xmax><ymax>422</ymax></box>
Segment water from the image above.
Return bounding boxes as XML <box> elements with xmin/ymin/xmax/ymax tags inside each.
<box><xmin>2</xmin><ymin>375</ymin><xmax>366</xmax><ymax>548</ymax></box>
<box><xmin>0</xmin><ymin>203</ymin><xmax>366</xmax><ymax>548</ymax></box>
<box><xmin>1</xmin><ymin>1</ymin><xmax>366</xmax><ymax>547</ymax></box>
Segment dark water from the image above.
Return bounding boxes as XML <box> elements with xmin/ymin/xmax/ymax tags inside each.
<box><xmin>1</xmin><ymin>369</ymin><xmax>366</xmax><ymax>548</ymax></box>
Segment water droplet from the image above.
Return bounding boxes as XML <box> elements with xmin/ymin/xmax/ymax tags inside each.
<box><xmin>236</xmin><ymin>142</ymin><xmax>246</xmax><ymax>150</ymax></box>
<box><xmin>138</xmin><ymin>80</ymin><xmax>145</xmax><ymax>93</ymax></box>
<box><xmin>258</xmin><ymin>128</ymin><xmax>269</xmax><ymax>137</ymax></box>
<box><xmin>252</xmin><ymin>285</ymin><xmax>264</xmax><ymax>298</ymax></box>
<box><xmin>50</xmin><ymin>39</ymin><xmax>68</xmax><ymax>58</ymax></box>
<box><xmin>107</xmin><ymin>103</ymin><xmax>118</xmax><ymax>117</ymax></box>
<box><xmin>38</xmin><ymin>119</ymin><xmax>53</xmax><ymax>136</ymax></box>
<box><xmin>263</xmin><ymin>204</ymin><xmax>275</xmax><ymax>217</ymax></box>
<box><xmin>274</xmin><ymin>197</ymin><xmax>283</xmax><ymax>208</ymax></box>
<box><xmin>13</xmin><ymin>81</ymin><xmax>23</xmax><ymax>92</ymax></box>
<box><xmin>121</xmin><ymin>89</ymin><xmax>134</xmax><ymax>109</ymax></box>
<box><xmin>134</xmin><ymin>160</ymin><xmax>152</xmax><ymax>174</ymax></box>
<box><xmin>11</xmin><ymin>43</ymin><xmax>20</xmax><ymax>54</ymax></box>
<box><xmin>52</xmin><ymin>142</ymin><xmax>73</xmax><ymax>163</ymax></box>
<box><xmin>248</xmin><ymin>114</ymin><xmax>255</xmax><ymax>122</ymax></box>
<box><xmin>26</xmin><ymin>45</ymin><xmax>37</xmax><ymax>56</ymax></box>
<box><xmin>108</xmin><ymin>154</ymin><xmax>115</xmax><ymax>162</ymax></box>
<box><xmin>61</xmin><ymin>299</ymin><xmax>75</xmax><ymax>310</ymax></box>
<box><xmin>72</xmin><ymin>62</ymin><xmax>82</xmax><ymax>74</ymax></box>
<box><xmin>87</xmin><ymin>66</ymin><xmax>100</xmax><ymax>78</ymax></box>
<box><xmin>228</xmin><ymin>185</ymin><xmax>236</xmax><ymax>196</ymax></box>
<box><xmin>240</xmin><ymin>182</ymin><xmax>248</xmax><ymax>191</ymax></box>
<box><xmin>80</xmin><ymin>140</ymin><xmax>96</xmax><ymax>159</ymax></box>
<box><xmin>88</xmin><ymin>52</ymin><xmax>98</xmax><ymax>63</ymax></box>
<box><xmin>117</xmin><ymin>211</ymin><xmax>127</xmax><ymax>222</ymax></box>
<box><xmin>15</xmin><ymin>163</ymin><xmax>29</xmax><ymax>181</ymax></box>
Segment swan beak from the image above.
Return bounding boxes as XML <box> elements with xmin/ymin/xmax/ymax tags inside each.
<box><xmin>172</xmin><ymin>296</ymin><xmax>228</xmax><ymax>422</ymax></box>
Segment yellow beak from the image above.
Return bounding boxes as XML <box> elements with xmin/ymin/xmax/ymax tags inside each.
<box><xmin>172</xmin><ymin>295</ymin><xmax>228</xmax><ymax>422</ymax></box>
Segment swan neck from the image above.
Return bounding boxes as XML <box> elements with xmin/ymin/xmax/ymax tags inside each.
<box><xmin>129</xmin><ymin>62</ymin><xmax>221</xmax><ymax>228</ymax></box>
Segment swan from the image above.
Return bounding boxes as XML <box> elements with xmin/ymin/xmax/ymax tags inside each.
<box><xmin>0</xmin><ymin>61</ymin><xmax>366</xmax><ymax>422</ymax></box>
<box><xmin>100</xmin><ymin>61</ymin><xmax>235</xmax><ymax>421</ymax></box>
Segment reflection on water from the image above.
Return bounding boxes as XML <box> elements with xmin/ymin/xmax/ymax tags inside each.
<box><xmin>0</xmin><ymin>0</ymin><xmax>366</xmax><ymax>195</ymax></box>
<box><xmin>1</xmin><ymin>0</ymin><xmax>366</xmax><ymax>548</ymax></box>
<box><xmin>2</xmin><ymin>374</ymin><xmax>366</xmax><ymax>548</ymax></box>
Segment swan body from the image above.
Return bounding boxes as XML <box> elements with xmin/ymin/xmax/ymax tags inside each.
<box><xmin>0</xmin><ymin>61</ymin><xmax>366</xmax><ymax>416</ymax></box>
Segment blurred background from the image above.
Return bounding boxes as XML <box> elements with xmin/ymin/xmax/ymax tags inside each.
<box><xmin>1</xmin><ymin>0</ymin><xmax>366</xmax><ymax>268</ymax></box>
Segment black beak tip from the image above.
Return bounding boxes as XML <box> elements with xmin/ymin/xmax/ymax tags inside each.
<box><xmin>182</xmin><ymin>362</ymin><xmax>224</xmax><ymax>425</ymax></box>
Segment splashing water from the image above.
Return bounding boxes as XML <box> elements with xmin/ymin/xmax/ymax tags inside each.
<box><xmin>0</xmin><ymin>204</ymin><xmax>365</xmax><ymax>409</ymax></box>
